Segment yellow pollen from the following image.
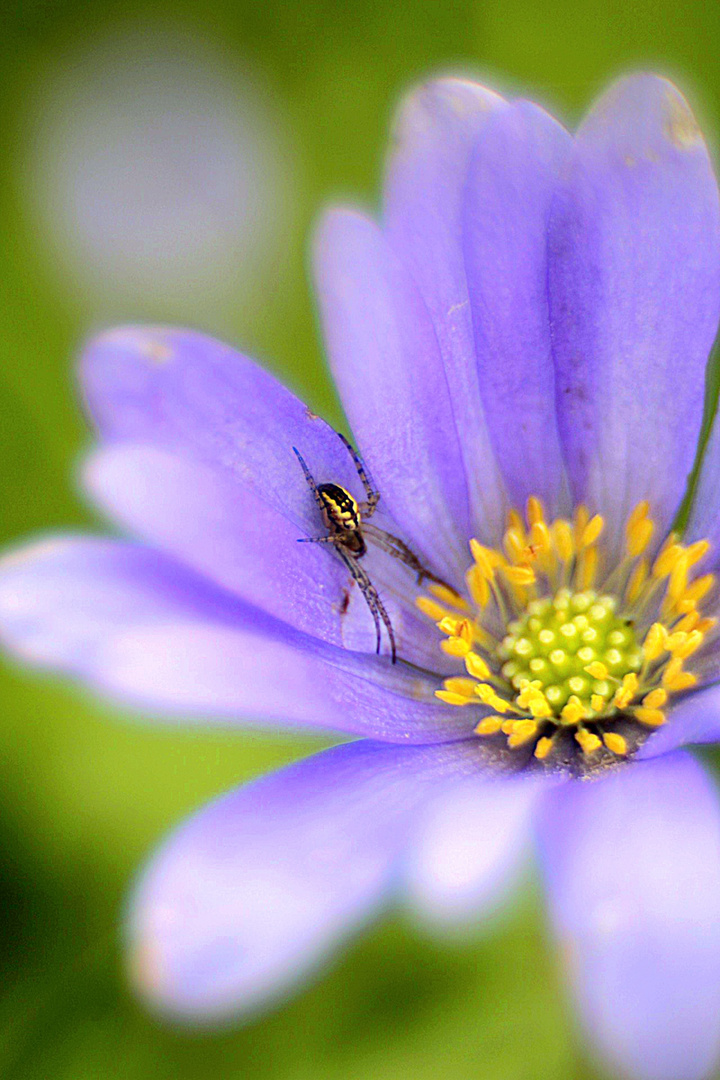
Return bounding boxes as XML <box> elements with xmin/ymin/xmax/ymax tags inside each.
<box><xmin>603</xmin><ymin>732</ymin><xmax>628</xmax><ymax>755</ymax></box>
<box><xmin>576</xmin><ymin>729</ymin><xmax>602</xmax><ymax>754</ymax></box>
<box><xmin>475</xmin><ymin>715</ymin><xmax>504</xmax><ymax>735</ymax></box>
<box><xmin>643</xmin><ymin>688</ymin><xmax>667</xmax><ymax>709</ymax></box>
<box><xmin>465</xmin><ymin>652</ymin><xmax>492</xmax><ymax>680</ymax></box>
<box><xmin>443</xmin><ymin>677</ymin><xmax>478</xmax><ymax>698</ymax></box>
<box><xmin>534</xmin><ymin>736</ymin><xmax>554</xmax><ymax>760</ymax></box>
<box><xmin>643</xmin><ymin>623</ymin><xmax>667</xmax><ymax>662</ymax></box>
<box><xmin>435</xmin><ymin>690</ymin><xmax>472</xmax><ymax>706</ymax></box>
<box><xmin>634</xmin><ymin>707</ymin><xmax>667</xmax><ymax>727</ymax></box>
<box><xmin>475</xmin><ymin>684</ymin><xmax>511</xmax><ymax>713</ymax></box>
<box><xmin>441</xmin><ymin>637</ymin><xmax>471</xmax><ymax>657</ymax></box>
<box><xmin>613</xmin><ymin>672</ymin><xmax>639</xmax><ymax>709</ymax></box>
<box><xmin>591</xmin><ymin>693</ymin><xmax>606</xmax><ymax>712</ymax></box>
<box><xmin>508</xmin><ymin>719</ymin><xmax>538</xmax><ymax>747</ymax></box>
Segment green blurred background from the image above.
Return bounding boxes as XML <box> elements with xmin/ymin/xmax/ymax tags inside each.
<box><xmin>0</xmin><ymin>1</ymin><xmax>719</xmax><ymax>1077</ymax></box>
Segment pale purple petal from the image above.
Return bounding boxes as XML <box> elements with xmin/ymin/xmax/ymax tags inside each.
<box><xmin>314</xmin><ymin>209</ymin><xmax>471</xmax><ymax>582</ymax></box>
<box><xmin>637</xmin><ymin>683</ymin><xmax>720</xmax><ymax>758</ymax></box>
<box><xmin>464</xmin><ymin>100</ymin><xmax>571</xmax><ymax>513</ymax></box>
<box><xmin>0</xmin><ymin>536</ymin><xmax>478</xmax><ymax>742</ymax></box>
<box><xmin>80</xmin><ymin>325</ymin><xmax>367</xmax><ymax>536</ymax></box>
<box><xmin>84</xmin><ymin>442</ymin><xmax>440</xmax><ymax>667</ymax></box>
<box><xmin>383</xmin><ymin>77</ymin><xmax>508</xmax><ymax>541</ymax></box>
<box><xmin>128</xmin><ymin>738</ymin><xmax>492</xmax><ymax>1020</ymax></box>
<box><xmin>539</xmin><ymin>751</ymin><xmax>720</xmax><ymax>1080</ymax></box>
<box><xmin>549</xmin><ymin>74</ymin><xmax>720</xmax><ymax>549</ymax></box>
<box><xmin>405</xmin><ymin>771</ymin><xmax>557</xmax><ymax>925</ymax></box>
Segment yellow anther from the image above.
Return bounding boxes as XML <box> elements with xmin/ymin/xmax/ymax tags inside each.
<box><xmin>634</xmin><ymin>706</ymin><xmax>666</xmax><ymax>727</ymax></box>
<box><xmin>475</xmin><ymin>715</ymin><xmax>504</xmax><ymax>736</ymax></box>
<box><xmin>696</xmin><ymin>617</ymin><xmax>717</xmax><ymax>635</ymax></box>
<box><xmin>552</xmin><ymin>519</ymin><xmax>574</xmax><ymax>562</ymax></box>
<box><xmin>575</xmin><ymin>729</ymin><xmax>602</xmax><ymax>754</ymax></box>
<box><xmin>578</xmin><ymin>545</ymin><xmax>598</xmax><ymax>589</ymax></box>
<box><xmin>603</xmin><ymin>732</ymin><xmax>628</xmax><ymax>756</ymax></box>
<box><xmin>475</xmin><ymin>684</ymin><xmax>511</xmax><ymax>713</ymax></box>
<box><xmin>613</xmin><ymin>672</ymin><xmax>639</xmax><ymax>710</ymax></box>
<box><xmin>534</xmin><ymin>736</ymin><xmax>554</xmax><ymax>760</ymax></box>
<box><xmin>584</xmin><ymin>661</ymin><xmax>609</xmax><ymax>680</ymax></box>
<box><xmin>680</xmin><ymin>573</ymin><xmax>715</xmax><ymax>606</ymax></box>
<box><xmin>526</xmin><ymin>496</ymin><xmax>545</xmax><ymax>526</ymax></box>
<box><xmin>662</xmin><ymin>662</ymin><xmax>697</xmax><ymax>692</ymax></box>
<box><xmin>506</xmin><ymin>508</ymin><xmax>525</xmax><ymax>535</ymax></box>
<box><xmin>591</xmin><ymin>693</ymin><xmax>606</xmax><ymax>712</ymax></box>
<box><xmin>416</xmin><ymin>596</ymin><xmax>448</xmax><ymax>621</ymax></box>
<box><xmin>685</xmin><ymin>540</ymin><xmax>710</xmax><ymax>567</ymax></box>
<box><xmin>672</xmin><ymin>629</ymin><xmax>703</xmax><ymax>659</ymax></box>
<box><xmin>574</xmin><ymin>505</ymin><xmax>590</xmax><ymax>546</ymax></box>
<box><xmin>443</xmin><ymin>678</ymin><xmax>478</xmax><ymax>699</ymax></box>
<box><xmin>675</xmin><ymin>610</ymin><xmax>700</xmax><ymax>634</ymax></box>
<box><xmin>666</xmin><ymin>630</ymin><xmax>688</xmax><ymax>653</ymax></box>
<box><xmin>502</xmin><ymin>565</ymin><xmax>536</xmax><ymax>586</ymax></box>
<box><xmin>428</xmin><ymin>583</ymin><xmax>468</xmax><ymax>609</ymax></box>
<box><xmin>441</xmin><ymin>637</ymin><xmax>471</xmax><ymax>657</ymax></box>
<box><xmin>528</xmin><ymin>694</ymin><xmax>553</xmax><ymax>719</ymax></box>
<box><xmin>653</xmin><ymin>542</ymin><xmax>683</xmax><ymax>578</ymax></box>
<box><xmin>626</xmin><ymin>557</ymin><xmax>649</xmax><ymax>604</ymax></box>
<box><xmin>627</xmin><ymin>500</ymin><xmax>651</xmax><ymax>532</ymax></box>
<box><xmin>438</xmin><ymin>616</ymin><xmax>463</xmax><ymax>636</ymax></box>
<box><xmin>465</xmin><ymin>652</ymin><xmax>491</xmax><ymax>681</ymax></box>
<box><xmin>581</xmin><ymin>514</ymin><xmax>605</xmax><ymax>548</ymax></box>
<box><xmin>643</xmin><ymin>623</ymin><xmax>667</xmax><ymax>662</ymax></box>
<box><xmin>642</xmin><ymin>687</ymin><xmax>668</xmax><ymax>709</ymax></box>
<box><xmin>470</xmin><ymin>540</ymin><xmax>500</xmax><ymax>580</ymax></box>
<box><xmin>503</xmin><ymin>528</ymin><xmax>526</xmax><ymax>563</ymax></box>
<box><xmin>667</xmin><ymin>555</ymin><xmax>689</xmax><ymax>604</ymax></box>
<box><xmin>466</xmin><ymin>565</ymin><xmax>490</xmax><ymax>609</ymax></box>
<box><xmin>626</xmin><ymin>515</ymin><xmax>654</xmax><ymax>558</ymax></box>
<box><xmin>508</xmin><ymin>719</ymin><xmax>538</xmax><ymax>747</ymax></box>
<box><xmin>435</xmin><ymin>690</ymin><xmax>472</xmax><ymax>706</ymax></box>
<box><xmin>529</xmin><ymin>520</ymin><xmax>551</xmax><ymax>554</ymax></box>
<box><xmin>561</xmin><ymin>696</ymin><xmax>587</xmax><ymax>726</ymax></box>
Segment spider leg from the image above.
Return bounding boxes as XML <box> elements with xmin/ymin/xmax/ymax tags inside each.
<box><xmin>292</xmin><ymin>447</ymin><xmax>327</xmax><ymax>516</ymax></box>
<box><xmin>335</xmin><ymin>431</ymin><xmax>380</xmax><ymax>518</ymax></box>
<box><xmin>336</xmin><ymin>548</ymin><xmax>397</xmax><ymax>664</ymax></box>
<box><xmin>297</xmin><ymin>535</ymin><xmax>341</xmax><ymax>545</ymax></box>
<box><xmin>362</xmin><ymin>522</ymin><xmax>456</xmax><ymax>593</ymax></box>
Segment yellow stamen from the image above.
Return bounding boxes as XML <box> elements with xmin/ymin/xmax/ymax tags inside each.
<box><xmin>466</xmin><ymin>565</ymin><xmax>490</xmax><ymax>608</ymax></box>
<box><xmin>465</xmin><ymin>652</ymin><xmax>491</xmax><ymax>680</ymax></box>
<box><xmin>475</xmin><ymin>715</ymin><xmax>504</xmax><ymax>736</ymax></box>
<box><xmin>526</xmin><ymin>496</ymin><xmax>545</xmax><ymax>526</ymax></box>
<box><xmin>503</xmin><ymin>529</ymin><xmax>526</xmax><ymax>563</ymax></box>
<box><xmin>577</xmin><ymin>545</ymin><xmax>598</xmax><ymax>589</ymax></box>
<box><xmin>626</xmin><ymin>557</ymin><xmax>649</xmax><ymax>604</ymax></box>
<box><xmin>626</xmin><ymin>515</ymin><xmax>654</xmax><ymax>558</ymax></box>
<box><xmin>672</xmin><ymin>629</ymin><xmax>703</xmax><ymax>659</ymax></box>
<box><xmin>581</xmin><ymin>514</ymin><xmax>604</xmax><ymax>548</ymax></box>
<box><xmin>502</xmin><ymin>565</ymin><xmax>536</xmax><ymax>586</ymax></box>
<box><xmin>574</xmin><ymin>505</ymin><xmax>589</xmax><ymax>546</ymax></box>
<box><xmin>634</xmin><ymin>706</ymin><xmax>666</xmax><ymax>727</ymax></box>
<box><xmin>443</xmin><ymin>678</ymin><xmax>478</xmax><ymax>698</ymax></box>
<box><xmin>643</xmin><ymin>623</ymin><xmax>667</xmax><ymax>662</ymax></box>
<box><xmin>435</xmin><ymin>690</ymin><xmax>471</xmax><ymax>706</ymax></box>
<box><xmin>603</xmin><ymin>732</ymin><xmax>628</xmax><ymax>755</ymax></box>
<box><xmin>686</xmin><ymin>540</ymin><xmax>710</xmax><ymax>567</ymax></box>
<box><xmin>642</xmin><ymin>688</ymin><xmax>667</xmax><ymax>709</ymax></box>
<box><xmin>561</xmin><ymin>696</ymin><xmax>586</xmax><ymax>726</ymax></box>
<box><xmin>508</xmin><ymin>719</ymin><xmax>538</xmax><ymax>747</ymax></box>
<box><xmin>584</xmin><ymin>661</ymin><xmax>609</xmax><ymax>680</ymax></box>
<box><xmin>475</xmin><ymin>684</ymin><xmax>511</xmax><ymax>713</ymax></box>
<box><xmin>591</xmin><ymin>693</ymin><xmax>606</xmax><ymax>712</ymax></box>
<box><xmin>679</xmin><ymin>573</ymin><xmax>715</xmax><ymax>608</ymax></box>
<box><xmin>552</xmin><ymin>519</ymin><xmax>574</xmax><ymax>562</ymax></box>
<box><xmin>575</xmin><ymin>729</ymin><xmax>602</xmax><ymax>754</ymax></box>
<box><xmin>428</xmin><ymin>583</ymin><xmax>468</xmax><ymax>609</ymax></box>
<box><xmin>534</xmin><ymin>736</ymin><xmax>554</xmax><ymax>760</ymax></box>
<box><xmin>441</xmin><ymin>637</ymin><xmax>471</xmax><ymax>657</ymax></box>
<box><xmin>613</xmin><ymin>673</ymin><xmax>639</xmax><ymax>709</ymax></box>
<box><xmin>415</xmin><ymin>596</ymin><xmax>448</xmax><ymax>621</ymax></box>
<box><xmin>653</xmin><ymin>542</ymin><xmax>683</xmax><ymax>579</ymax></box>
<box><xmin>470</xmin><ymin>539</ymin><xmax>499</xmax><ymax>580</ymax></box>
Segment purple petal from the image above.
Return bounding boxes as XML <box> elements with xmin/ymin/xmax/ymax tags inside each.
<box><xmin>539</xmin><ymin>751</ymin><xmax>720</xmax><ymax>1080</ymax></box>
<box><xmin>128</xmin><ymin>738</ymin><xmax>490</xmax><ymax>1020</ymax></box>
<box><xmin>637</xmin><ymin>683</ymin><xmax>720</xmax><ymax>759</ymax></box>
<box><xmin>0</xmin><ymin>536</ymin><xmax>476</xmax><ymax>742</ymax></box>
<box><xmin>314</xmin><ymin>208</ymin><xmax>471</xmax><ymax>581</ymax></box>
<box><xmin>464</xmin><ymin>100</ymin><xmax>571</xmax><ymax>513</ymax></box>
<box><xmin>382</xmin><ymin>77</ymin><xmax>509</xmax><ymax>540</ymax></box>
<box><xmin>84</xmin><ymin>442</ymin><xmax>441</xmax><ymax>668</ymax></box>
<box><xmin>80</xmin><ymin>325</ymin><xmax>367</xmax><ymax>536</ymax></box>
<box><xmin>405</xmin><ymin>771</ymin><xmax>557</xmax><ymax>925</ymax></box>
<box><xmin>549</xmin><ymin>74</ymin><xmax>720</xmax><ymax>548</ymax></box>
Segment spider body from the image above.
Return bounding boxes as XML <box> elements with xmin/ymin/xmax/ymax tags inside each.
<box><xmin>293</xmin><ymin>433</ymin><xmax>455</xmax><ymax>664</ymax></box>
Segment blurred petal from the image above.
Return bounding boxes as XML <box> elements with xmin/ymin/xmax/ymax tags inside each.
<box><xmin>382</xmin><ymin>77</ymin><xmax>508</xmax><ymax>540</ymax></box>
<box><xmin>84</xmin><ymin>443</ymin><xmax>440</xmax><ymax>667</ymax></box>
<box><xmin>539</xmin><ymin>751</ymin><xmax>720</xmax><ymax>1080</ymax></box>
<box><xmin>406</xmin><ymin>771</ymin><xmax>556</xmax><ymax>925</ymax></box>
<box><xmin>0</xmin><ymin>536</ymin><xmax>476</xmax><ymax>742</ymax></box>
<box><xmin>464</xmin><ymin>100</ymin><xmax>571</xmax><ymax>512</ymax></box>
<box><xmin>128</xmin><ymin>738</ymin><xmax>492</xmax><ymax>1020</ymax></box>
<box><xmin>80</xmin><ymin>325</ymin><xmax>368</xmax><ymax>536</ymax></box>
<box><xmin>549</xmin><ymin>74</ymin><xmax>720</xmax><ymax>548</ymax></box>
<box><xmin>314</xmin><ymin>208</ymin><xmax>470</xmax><ymax>582</ymax></box>
<box><xmin>637</xmin><ymin>683</ymin><xmax>720</xmax><ymax>758</ymax></box>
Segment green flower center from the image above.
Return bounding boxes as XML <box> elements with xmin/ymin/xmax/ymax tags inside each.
<box><xmin>496</xmin><ymin>589</ymin><xmax>642</xmax><ymax>717</ymax></box>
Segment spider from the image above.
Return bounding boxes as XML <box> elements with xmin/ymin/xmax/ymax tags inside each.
<box><xmin>293</xmin><ymin>432</ymin><xmax>453</xmax><ymax>664</ymax></box>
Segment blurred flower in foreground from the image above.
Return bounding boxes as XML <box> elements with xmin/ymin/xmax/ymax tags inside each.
<box><xmin>2</xmin><ymin>72</ymin><xmax>720</xmax><ymax>1080</ymax></box>
<box><xmin>23</xmin><ymin>26</ymin><xmax>294</xmax><ymax>323</ymax></box>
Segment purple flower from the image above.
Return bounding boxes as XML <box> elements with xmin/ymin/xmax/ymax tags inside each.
<box><xmin>2</xmin><ymin>71</ymin><xmax>720</xmax><ymax>1080</ymax></box>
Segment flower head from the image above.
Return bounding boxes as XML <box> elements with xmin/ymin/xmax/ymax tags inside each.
<box><xmin>3</xmin><ymin>71</ymin><xmax>720</xmax><ymax>1080</ymax></box>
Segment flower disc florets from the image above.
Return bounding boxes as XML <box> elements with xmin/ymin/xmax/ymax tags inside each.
<box><xmin>418</xmin><ymin>498</ymin><xmax>716</xmax><ymax>767</ymax></box>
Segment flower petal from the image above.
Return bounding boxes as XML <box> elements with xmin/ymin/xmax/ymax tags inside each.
<box><xmin>382</xmin><ymin>77</ymin><xmax>508</xmax><ymax>540</ymax></box>
<box><xmin>539</xmin><ymin>751</ymin><xmax>720</xmax><ymax>1080</ymax></box>
<box><xmin>405</xmin><ymin>771</ymin><xmax>556</xmax><ymax>925</ymax></box>
<box><xmin>314</xmin><ymin>208</ymin><xmax>471</xmax><ymax>581</ymax></box>
<box><xmin>549</xmin><ymin>74</ymin><xmax>720</xmax><ymax>547</ymax></box>
<box><xmin>128</xmin><ymin>738</ymin><xmax>492</xmax><ymax>1020</ymax></box>
<box><xmin>0</xmin><ymin>536</ymin><xmax>476</xmax><ymax>742</ymax></box>
<box><xmin>80</xmin><ymin>325</ymin><xmax>366</xmax><ymax>536</ymax></box>
<box><xmin>464</xmin><ymin>100</ymin><xmax>571</xmax><ymax>512</ymax></box>
<box><xmin>637</xmin><ymin>683</ymin><xmax>720</xmax><ymax>758</ymax></box>
<box><xmin>83</xmin><ymin>442</ymin><xmax>441</xmax><ymax>667</ymax></box>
